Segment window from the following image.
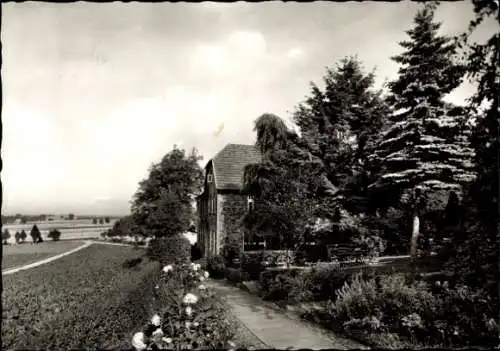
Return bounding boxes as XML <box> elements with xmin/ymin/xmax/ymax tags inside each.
<box><xmin>207</xmin><ymin>174</ymin><xmax>213</xmax><ymax>183</ymax></box>
<box><xmin>247</xmin><ymin>196</ymin><xmax>254</xmax><ymax>212</ymax></box>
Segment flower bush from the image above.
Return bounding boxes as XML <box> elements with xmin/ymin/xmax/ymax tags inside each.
<box><xmin>326</xmin><ymin>273</ymin><xmax>499</xmax><ymax>348</ymax></box>
<box><xmin>133</xmin><ymin>262</ymin><xmax>237</xmax><ymax>350</ymax></box>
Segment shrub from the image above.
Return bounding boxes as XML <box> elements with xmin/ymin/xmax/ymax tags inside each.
<box><xmin>206</xmin><ymin>255</ymin><xmax>225</xmax><ymax>279</ymax></box>
<box><xmin>133</xmin><ymin>263</ymin><xmax>237</xmax><ymax>350</ymax></box>
<box><xmin>240</xmin><ymin>251</ymin><xmax>265</xmax><ymax>280</ymax></box>
<box><xmin>258</xmin><ymin>269</ymin><xmax>303</xmax><ymax>301</ymax></box>
<box><xmin>123</xmin><ymin>257</ymin><xmax>143</xmax><ymax>269</ymax></box>
<box><xmin>326</xmin><ymin>273</ymin><xmax>499</xmax><ymax>348</ymax></box>
<box><xmin>191</xmin><ymin>243</ymin><xmax>202</xmax><ymax>262</ymax></box>
<box><xmin>48</xmin><ymin>229</ymin><xmax>62</xmax><ymax>241</ymax></box>
<box><xmin>20</xmin><ymin>230</ymin><xmax>27</xmax><ymax>243</ymax></box>
<box><xmin>3</xmin><ymin>229</ymin><xmax>11</xmax><ymax>244</ymax></box>
<box><xmin>224</xmin><ymin>267</ymin><xmax>248</xmax><ymax>284</ymax></box>
<box><xmin>146</xmin><ymin>234</ymin><xmax>191</xmax><ymax>265</ymax></box>
<box><xmin>301</xmin><ymin>266</ymin><xmax>352</xmax><ymax>301</ymax></box>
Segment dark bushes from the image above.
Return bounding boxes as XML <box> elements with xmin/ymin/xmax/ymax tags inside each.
<box><xmin>224</xmin><ymin>267</ymin><xmax>249</xmax><ymax>284</ymax></box>
<box><xmin>48</xmin><ymin>229</ymin><xmax>62</xmax><ymax>241</ymax></box>
<box><xmin>207</xmin><ymin>255</ymin><xmax>226</xmax><ymax>279</ymax></box>
<box><xmin>240</xmin><ymin>251</ymin><xmax>265</xmax><ymax>280</ymax></box>
<box><xmin>191</xmin><ymin>242</ymin><xmax>203</xmax><ymax>261</ymax></box>
<box><xmin>146</xmin><ymin>234</ymin><xmax>191</xmax><ymax>265</ymax></box>
<box><xmin>327</xmin><ymin>273</ymin><xmax>499</xmax><ymax>348</ymax></box>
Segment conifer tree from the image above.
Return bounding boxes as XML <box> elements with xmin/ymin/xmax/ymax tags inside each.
<box><xmin>293</xmin><ymin>56</ymin><xmax>389</xmax><ymax>215</ymax></box>
<box><xmin>369</xmin><ymin>3</ymin><xmax>475</xmax><ymax>261</ymax></box>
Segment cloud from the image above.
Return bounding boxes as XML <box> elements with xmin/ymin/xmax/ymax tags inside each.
<box><xmin>287</xmin><ymin>47</ymin><xmax>304</xmax><ymax>59</ymax></box>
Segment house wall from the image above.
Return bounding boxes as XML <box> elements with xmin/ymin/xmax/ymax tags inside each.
<box><xmin>197</xmin><ymin>162</ymin><xmax>219</xmax><ymax>258</ymax></box>
<box><xmin>216</xmin><ymin>192</ymin><xmax>248</xmax><ymax>254</ymax></box>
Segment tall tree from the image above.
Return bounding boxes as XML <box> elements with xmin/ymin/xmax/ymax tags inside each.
<box><xmin>242</xmin><ymin>114</ymin><xmax>327</xmax><ymax>251</ymax></box>
<box><xmin>369</xmin><ymin>3</ymin><xmax>475</xmax><ymax>264</ymax></box>
<box><xmin>293</xmin><ymin>56</ymin><xmax>390</xmax><ymax>215</ymax></box>
<box><xmin>450</xmin><ymin>0</ymin><xmax>499</xmax><ymax>300</ymax></box>
<box><xmin>131</xmin><ymin>145</ymin><xmax>204</xmax><ymax>238</ymax></box>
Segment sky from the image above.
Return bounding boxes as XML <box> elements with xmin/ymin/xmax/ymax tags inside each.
<box><xmin>1</xmin><ymin>1</ymin><xmax>495</xmax><ymax>216</ymax></box>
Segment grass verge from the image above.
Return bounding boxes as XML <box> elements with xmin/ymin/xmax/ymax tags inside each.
<box><xmin>2</xmin><ymin>244</ymin><xmax>160</xmax><ymax>349</ymax></box>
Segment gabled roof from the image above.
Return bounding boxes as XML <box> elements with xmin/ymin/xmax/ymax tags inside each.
<box><xmin>210</xmin><ymin>143</ymin><xmax>261</xmax><ymax>190</ymax></box>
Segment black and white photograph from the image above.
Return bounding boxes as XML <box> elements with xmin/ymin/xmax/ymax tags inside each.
<box><xmin>1</xmin><ymin>1</ymin><xmax>499</xmax><ymax>349</ymax></box>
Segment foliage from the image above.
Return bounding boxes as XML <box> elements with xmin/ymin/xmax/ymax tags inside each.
<box><xmin>206</xmin><ymin>255</ymin><xmax>226</xmax><ymax>279</ymax></box>
<box><xmin>131</xmin><ymin>145</ymin><xmax>204</xmax><ymax>238</ymax></box>
<box><xmin>240</xmin><ymin>251</ymin><xmax>265</xmax><ymax>280</ymax></box>
<box><xmin>133</xmin><ymin>263</ymin><xmax>236</xmax><ymax>350</ymax></box>
<box><xmin>20</xmin><ymin>230</ymin><xmax>27</xmax><ymax>242</ymax></box>
<box><xmin>326</xmin><ymin>273</ymin><xmax>499</xmax><ymax>348</ymax></box>
<box><xmin>2</xmin><ymin>244</ymin><xmax>159</xmax><ymax>350</ymax></box>
<box><xmin>107</xmin><ymin>215</ymin><xmax>140</xmax><ymax>237</ymax></box>
<box><xmin>146</xmin><ymin>234</ymin><xmax>191</xmax><ymax>266</ymax></box>
<box><xmin>30</xmin><ymin>225</ymin><xmax>43</xmax><ymax>243</ymax></box>
<box><xmin>224</xmin><ymin>267</ymin><xmax>249</xmax><ymax>284</ymax></box>
<box><xmin>47</xmin><ymin>229</ymin><xmax>62</xmax><ymax>241</ymax></box>
<box><xmin>3</xmin><ymin>228</ymin><xmax>11</xmax><ymax>244</ymax></box>
<box><xmin>242</xmin><ymin>113</ymin><xmax>327</xmax><ymax>251</ymax></box>
<box><xmin>370</xmin><ymin>3</ymin><xmax>474</xmax><ymax>211</ymax></box>
<box><xmin>191</xmin><ymin>243</ymin><xmax>203</xmax><ymax>262</ymax></box>
<box><xmin>446</xmin><ymin>0</ymin><xmax>500</xmax><ymax>302</ymax></box>
<box><xmin>293</xmin><ymin>56</ymin><xmax>390</xmax><ymax>215</ymax></box>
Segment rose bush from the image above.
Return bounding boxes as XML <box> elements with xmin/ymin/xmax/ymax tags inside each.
<box><xmin>133</xmin><ymin>262</ymin><xmax>237</xmax><ymax>350</ymax></box>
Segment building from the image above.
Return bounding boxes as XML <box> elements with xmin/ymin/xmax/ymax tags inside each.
<box><xmin>196</xmin><ymin>143</ymin><xmax>261</xmax><ymax>257</ymax></box>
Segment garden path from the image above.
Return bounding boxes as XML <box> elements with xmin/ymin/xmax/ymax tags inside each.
<box><xmin>205</xmin><ymin>279</ymin><xmax>369</xmax><ymax>350</ymax></box>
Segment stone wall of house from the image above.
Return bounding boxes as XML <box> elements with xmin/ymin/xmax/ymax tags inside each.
<box><xmin>217</xmin><ymin>193</ymin><xmax>248</xmax><ymax>253</ymax></box>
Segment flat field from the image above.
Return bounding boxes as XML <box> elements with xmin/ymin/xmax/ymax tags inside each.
<box><xmin>2</xmin><ymin>241</ymin><xmax>85</xmax><ymax>270</ymax></box>
<box><xmin>2</xmin><ymin>243</ymin><xmax>160</xmax><ymax>349</ymax></box>
<box><xmin>3</xmin><ymin>219</ymin><xmax>115</xmax><ymax>243</ymax></box>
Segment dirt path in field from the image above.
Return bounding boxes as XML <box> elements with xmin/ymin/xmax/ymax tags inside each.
<box><xmin>2</xmin><ymin>241</ymin><xmax>94</xmax><ymax>275</ymax></box>
<box><xmin>1</xmin><ymin>240</ymin><xmax>142</xmax><ymax>276</ymax></box>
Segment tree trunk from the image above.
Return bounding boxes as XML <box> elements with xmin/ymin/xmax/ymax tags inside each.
<box><xmin>410</xmin><ymin>213</ymin><xmax>420</xmax><ymax>275</ymax></box>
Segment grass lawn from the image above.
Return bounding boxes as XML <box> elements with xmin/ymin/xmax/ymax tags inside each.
<box><xmin>2</xmin><ymin>244</ymin><xmax>160</xmax><ymax>349</ymax></box>
<box><xmin>2</xmin><ymin>241</ymin><xmax>86</xmax><ymax>270</ymax></box>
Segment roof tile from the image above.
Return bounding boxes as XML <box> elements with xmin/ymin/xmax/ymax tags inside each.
<box><xmin>211</xmin><ymin>144</ymin><xmax>261</xmax><ymax>190</ymax></box>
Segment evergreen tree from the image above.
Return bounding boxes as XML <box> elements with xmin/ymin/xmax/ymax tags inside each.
<box><xmin>30</xmin><ymin>224</ymin><xmax>42</xmax><ymax>243</ymax></box>
<box><xmin>293</xmin><ymin>56</ymin><xmax>390</xmax><ymax>215</ymax></box>
<box><xmin>2</xmin><ymin>229</ymin><xmax>11</xmax><ymax>245</ymax></box>
<box><xmin>369</xmin><ymin>3</ymin><xmax>475</xmax><ymax>260</ymax></box>
<box><xmin>448</xmin><ymin>0</ymin><xmax>499</xmax><ymax>297</ymax></box>
<box><xmin>20</xmin><ymin>230</ymin><xmax>27</xmax><ymax>242</ymax></box>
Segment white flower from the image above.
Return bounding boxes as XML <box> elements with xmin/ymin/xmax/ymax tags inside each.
<box><xmin>162</xmin><ymin>265</ymin><xmax>174</xmax><ymax>273</ymax></box>
<box><xmin>204</xmin><ymin>271</ymin><xmax>209</xmax><ymax>278</ymax></box>
<box><xmin>155</xmin><ymin>285</ymin><xmax>159</xmax><ymax>289</ymax></box>
<box><xmin>132</xmin><ymin>332</ymin><xmax>147</xmax><ymax>350</ymax></box>
<box><xmin>193</xmin><ymin>322</ymin><xmax>199</xmax><ymax>327</ymax></box>
<box><xmin>185</xmin><ymin>321</ymin><xmax>192</xmax><ymax>328</ymax></box>
<box><xmin>151</xmin><ymin>314</ymin><xmax>161</xmax><ymax>326</ymax></box>
<box><xmin>200</xmin><ymin>276</ymin><xmax>206</xmax><ymax>282</ymax></box>
<box><xmin>228</xmin><ymin>341</ymin><xmax>236</xmax><ymax>348</ymax></box>
<box><xmin>152</xmin><ymin>328</ymin><xmax>164</xmax><ymax>337</ymax></box>
<box><xmin>191</xmin><ymin>262</ymin><xmax>201</xmax><ymax>271</ymax></box>
<box><xmin>198</xmin><ymin>284</ymin><xmax>206</xmax><ymax>290</ymax></box>
<box><xmin>162</xmin><ymin>337</ymin><xmax>172</xmax><ymax>344</ymax></box>
<box><xmin>185</xmin><ymin>306</ymin><xmax>193</xmax><ymax>316</ymax></box>
<box><xmin>183</xmin><ymin>293</ymin><xmax>198</xmax><ymax>305</ymax></box>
